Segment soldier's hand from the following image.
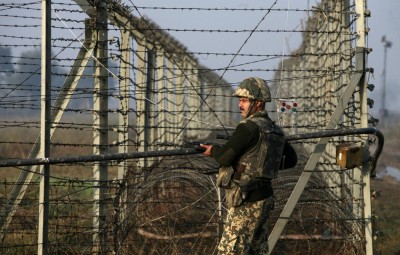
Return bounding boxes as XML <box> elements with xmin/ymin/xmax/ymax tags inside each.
<box><xmin>200</xmin><ymin>144</ymin><xmax>212</xmax><ymax>156</ymax></box>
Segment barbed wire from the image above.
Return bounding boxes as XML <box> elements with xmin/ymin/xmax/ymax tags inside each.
<box><xmin>0</xmin><ymin>0</ymin><xmax>373</xmax><ymax>254</ymax></box>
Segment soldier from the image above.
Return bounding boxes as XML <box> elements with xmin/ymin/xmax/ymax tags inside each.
<box><xmin>201</xmin><ymin>77</ymin><xmax>287</xmax><ymax>255</ymax></box>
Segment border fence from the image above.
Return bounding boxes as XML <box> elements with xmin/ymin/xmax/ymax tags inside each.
<box><xmin>0</xmin><ymin>0</ymin><xmax>380</xmax><ymax>254</ymax></box>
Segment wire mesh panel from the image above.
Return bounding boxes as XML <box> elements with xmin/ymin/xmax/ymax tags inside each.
<box><xmin>270</xmin><ymin>2</ymin><xmax>372</xmax><ymax>253</ymax></box>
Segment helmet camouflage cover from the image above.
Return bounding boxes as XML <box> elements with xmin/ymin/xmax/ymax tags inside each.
<box><xmin>233</xmin><ymin>77</ymin><xmax>271</xmax><ymax>102</ymax></box>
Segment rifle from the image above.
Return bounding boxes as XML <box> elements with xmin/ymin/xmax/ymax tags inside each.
<box><xmin>161</xmin><ymin>127</ymin><xmax>384</xmax><ymax>175</ymax></box>
<box><xmin>182</xmin><ymin>136</ymin><xmax>298</xmax><ymax>170</ymax></box>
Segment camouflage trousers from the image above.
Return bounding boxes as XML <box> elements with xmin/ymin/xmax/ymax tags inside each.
<box><xmin>217</xmin><ymin>196</ymin><xmax>274</xmax><ymax>255</ymax></box>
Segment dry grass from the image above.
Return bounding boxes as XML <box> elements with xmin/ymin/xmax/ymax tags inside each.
<box><xmin>1</xmin><ymin>114</ymin><xmax>399</xmax><ymax>254</ymax></box>
<box><xmin>371</xmin><ymin>178</ymin><xmax>400</xmax><ymax>255</ymax></box>
<box><xmin>0</xmin><ymin>114</ymin><xmax>120</xmax><ymax>180</ymax></box>
<box><xmin>371</xmin><ymin>119</ymin><xmax>400</xmax><ymax>255</ymax></box>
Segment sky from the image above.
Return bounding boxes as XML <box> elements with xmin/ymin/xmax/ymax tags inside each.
<box><xmin>2</xmin><ymin>0</ymin><xmax>399</xmax><ymax>115</ymax></box>
<box><xmin>365</xmin><ymin>1</ymin><xmax>400</xmax><ymax>115</ymax></box>
<box><xmin>121</xmin><ymin>0</ymin><xmax>400</xmax><ymax>115</ymax></box>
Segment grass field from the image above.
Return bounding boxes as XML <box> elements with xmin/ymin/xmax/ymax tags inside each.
<box><xmin>370</xmin><ymin>118</ymin><xmax>400</xmax><ymax>255</ymax></box>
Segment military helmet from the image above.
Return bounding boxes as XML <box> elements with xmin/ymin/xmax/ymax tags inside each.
<box><xmin>233</xmin><ymin>77</ymin><xmax>271</xmax><ymax>102</ymax></box>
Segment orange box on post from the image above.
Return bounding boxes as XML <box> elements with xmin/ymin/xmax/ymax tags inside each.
<box><xmin>336</xmin><ymin>143</ymin><xmax>363</xmax><ymax>169</ymax></box>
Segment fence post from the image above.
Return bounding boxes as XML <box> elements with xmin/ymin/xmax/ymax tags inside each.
<box><xmin>146</xmin><ymin>48</ymin><xmax>157</xmax><ymax>163</ymax></box>
<box><xmin>38</xmin><ymin>0</ymin><xmax>51</xmax><ymax>254</ymax></box>
<box><xmin>116</xmin><ymin>29</ymin><xmax>131</xmax><ymax>250</ymax></box>
<box><xmin>175</xmin><ymin>55</ymin><xmax>187</xmax><ymax>142</ymax></box>
<box><xmin>93</xmin><ymin>3</ymin><xmax>109</xmax><ymax>254</ymax></box>
<box><xmin>355</xmin><ymin>0</ymin><xmax>373</xmax><ymax>254</ymax></box>
<box><xmin>157</xmin><ymin>49</ymin><xmax>167</xmax><ymax>144</ymax></box>
<box><xmin>166</xmin><ymin>57</ymin><xmax>176</xmax><ymax>142</ymax></box>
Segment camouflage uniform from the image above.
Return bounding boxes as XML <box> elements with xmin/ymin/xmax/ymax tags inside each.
<box><xmin>209</xmin><ymin>77</ymin><xmax>286</xmax><ymax>255</ymax></box>
<box><xmin>217</xmin><ymin>196</ymin><xmax>274</xmax><ymax>255</ymax></box>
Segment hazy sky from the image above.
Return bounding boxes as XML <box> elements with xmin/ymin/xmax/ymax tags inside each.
<box><xmin>2</xmin><ymin>1</ymin><xmax>399</xmax><ymax>115</ymax></box>
<box><xmin>122</xmin><ymin>0</ymin><xmax>400</xmax><ymax>114</ymax></box>
<box><xmin>365</xmin><ymin>1</ymin><xmax>400</xmax><ymax>114</ymax></box>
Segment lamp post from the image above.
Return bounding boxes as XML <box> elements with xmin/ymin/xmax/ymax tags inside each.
<box><xmin>380</xmin><ymin>35</ymin><xmax>392</xmax><ymax>127</ymax></box>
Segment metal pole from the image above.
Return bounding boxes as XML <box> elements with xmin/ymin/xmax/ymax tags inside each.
<box><xmin>93</xmin><ymin>3</ymin><xmax>108</xmax><ymax>254</ymax></box>
<box><xmin>38</xmin><ymin>0</ymin><xmax>51</xmax><ymax>254</ymax></box>
<box><xmin>138</xmin><ymin>47</ymin><xmax>156</xmax><ymax>172</ymax></box>
<box><xmin>381</xmin><ymin>42</ymin><xmax>387</xmax><ymax>122</ymax></box>
<box><xmin>118</xmin><ymin>31</ymin><xmax>130</xmax><ymax>180</ymax></box>
<box><xmin>380</xmin><ymin>36</ymin><xmax>392</xmax><ymax>128</ymax></box>
<box><xmin>135</xmin><ymin>37</ymin><xmax>149</xmax><ymax>178</ymax></box>
<box><xmin>166</xmin><ymin>57</ymin><xmax>175</xmax><ymax>143</ymax></box>
<box><xmin>0</xmin><ymin>128</ymin><xmax>384</xmax><ymax>174</ymax></box>
<box><xmin>355</xmin><ymin>1</ymin><xmax>373</xmax><ymax>254</ymax></box>
<box><xmin>0</xmin><ymin>148</ymin><xmax>199</xmax><ymax>168</ymax></box>
<box><xmin>157</xmin><ymin>49</ymin><xmax>166</xmax><ymax>145</ymax></box>
<box><xmin>116</xmin><ymin>30</ymin><xmax>130</xmax><ymax>252</ymax></box>
<box><xmin>145</xmin><ymin>48</ymin><xmax>156</xmax><ymax>154</ymax></box>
